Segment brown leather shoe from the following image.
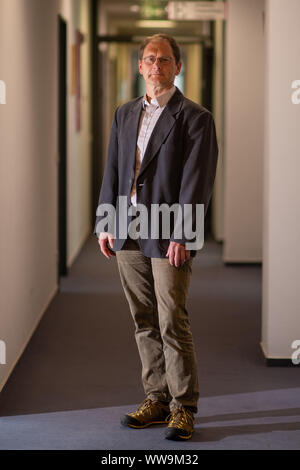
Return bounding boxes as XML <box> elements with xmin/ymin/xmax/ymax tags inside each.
<box><xmin>165</xmin><ymin>407</ymin><xmax>194</xmax><ymax>440</ymax></box>
<box><xmin>121</xmin><ymin>398</ymin><xmax>170</xmax><ymax>428</ymax></box>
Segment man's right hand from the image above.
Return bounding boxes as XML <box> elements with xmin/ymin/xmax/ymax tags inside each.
<box><xmin>98</xmin><ymin>232</ymin><xmax>115</xmax><ymax>259</ymax></box>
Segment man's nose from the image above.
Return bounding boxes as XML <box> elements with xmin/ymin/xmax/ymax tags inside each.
<box><xmin>152</xmin><ymin>58</ymin><xmax>161</xmax><ymax>67</ymax></box>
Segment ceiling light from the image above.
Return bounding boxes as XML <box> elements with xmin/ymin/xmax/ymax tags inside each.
<box><xmin>136</xmin><ymin>20</ymin><xmax>177</xmax><ymax>28</ymax></box>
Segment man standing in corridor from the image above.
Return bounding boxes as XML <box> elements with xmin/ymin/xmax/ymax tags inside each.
<box><xmin>94</xmin><ymin>34</ymin><xmax>218</xmax><ymax>441</ymax></box>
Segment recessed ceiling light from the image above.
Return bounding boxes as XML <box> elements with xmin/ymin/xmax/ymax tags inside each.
<box><xmin>136</xmin><ymin>20</ymin><xmax>177</xmax><ymax>28</ymax></box>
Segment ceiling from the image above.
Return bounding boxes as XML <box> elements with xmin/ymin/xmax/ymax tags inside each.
<box><xmin>99</xmin><ymin>0</ymin><xmax>217</xmax><ymax>41</ymax></box>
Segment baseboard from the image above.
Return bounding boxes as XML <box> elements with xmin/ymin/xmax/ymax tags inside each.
<box><xmin>260</xmin><ymin>341</ymin><xmax>300</xmax><ymax>367</ymax></box>
<box><xmin>224</xmin><ymin>261</ymin><xmax>262</xmax><ymax>267</ymax></box>
<box><xmin>265</xmin><ymin>358</ymin><xmax>300</xmax><ymax>367</ymax></box>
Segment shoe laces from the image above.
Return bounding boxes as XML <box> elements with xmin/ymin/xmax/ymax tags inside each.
<box><xmin>135</xmin><ymin>398</ymin><xmax>154</xmax><ymax>417</ymax></box>
<box><xmin>166</xmin><ymin>407</ymin><xmax>193</xmax><ymax>429</ymax></box>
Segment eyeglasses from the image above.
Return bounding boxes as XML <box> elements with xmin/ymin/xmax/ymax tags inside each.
<box><xmin>142</xmin><ymin>56</ymin><xmax>173</xmax><ymax>65</ymax></box>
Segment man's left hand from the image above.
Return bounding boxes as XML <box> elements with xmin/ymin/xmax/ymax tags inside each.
<box><xmin>166</xmin><ymin>241</ymin><xmax>190</xmax><ymax>267</ymax></box>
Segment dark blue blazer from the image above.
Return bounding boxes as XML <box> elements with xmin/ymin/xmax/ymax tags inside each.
<box><xmin>93</xmin><ymin>86</ymin><xmax>218</xmax><ymax>258</ymax></box>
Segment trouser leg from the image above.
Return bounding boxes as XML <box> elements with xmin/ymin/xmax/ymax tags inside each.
<box><xmin>116</xmin><ymin>239</ymin><xmax>172</xmax><ymax>404</ymax></box>
<box><xmin>151</xmin><ymin>257</ymin><xmax>200</xmax><ymax>414</ymax></box>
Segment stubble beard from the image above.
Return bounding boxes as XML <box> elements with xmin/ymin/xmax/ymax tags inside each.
<box><xmin>147</xmin><ymin>74</ymin><xmax>174</xmax><ymax>94</ymax></box>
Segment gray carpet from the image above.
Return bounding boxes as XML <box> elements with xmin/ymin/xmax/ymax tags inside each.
<box><xmin>0</xmin><ymin>235</ymin><xmax>300</xmax><ymax>449</ymax></box>
<box><xmin>1</xmin><ymin>388</ymin><xmax>300</xmax><ymax>450</ymax></box>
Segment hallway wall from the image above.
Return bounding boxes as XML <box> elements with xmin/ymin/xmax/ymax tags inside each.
<box><xmin>65</xmin><ymin>0</ymin><xmax>92</xmax><ymax>267</ymax></box>
<box><xmin>261</xmin><ymin>0</ymin><xmax>300</xmax><ymax>360</ymax></box>
<box><xmin>223</xmin><ymin>0</ymin><xmax>265</xmax><ymax>262</ymax></box>
<box><xmin>0</xmin><ymin>0</ymin><xmax>92</xmax><ymax>391</ymax></box>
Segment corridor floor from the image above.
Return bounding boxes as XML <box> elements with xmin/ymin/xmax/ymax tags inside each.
<box><xmin>0</xmin><ymin>235</ymin><xmax>299</xmax><ymax>450</ymax></box>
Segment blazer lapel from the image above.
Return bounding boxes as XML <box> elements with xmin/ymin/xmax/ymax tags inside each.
<box><xmin>137</xmin><ymin>87</ymin><xmax>184</xmax><ymax>180</ymax></box>
<box><xmin>124</xmin><ymin>97</ymin><xmax>144</xmax><ymax>177</ymax></box>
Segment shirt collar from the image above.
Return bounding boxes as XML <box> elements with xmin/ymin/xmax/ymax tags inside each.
<box><xmin>143</xmin><ymin>85</ymin><xmax>176</xmax><ymax>109</ymax></box>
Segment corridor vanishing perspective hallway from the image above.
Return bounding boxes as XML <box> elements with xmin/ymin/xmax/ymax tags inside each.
<box><xmin>0</xmin><ymin>236</ymin><xmax>299</xmax><ymax>450</ymax></box>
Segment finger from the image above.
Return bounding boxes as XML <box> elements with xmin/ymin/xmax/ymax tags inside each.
<box><xmin>174</xmin><ymin>246</ymin><xmax>181</xmax><ymax>267</ymax></box>
<box><xmin>100</xmin><ymin>240</ymin><xmax>112</xmax><ymax>259</ymax></box>
<box><xmin>101</xmin><ymin>244</ymin><xmax>110</xmax><ymax>259</ymax></box>
<box><xmin>180</xmin><ymin>247</ymin><xmax>186</xmax><ymax>265</ymax></box>
<box><xmin>175</xmin><ymin>246</ymin><xmax>185</xmax><ymax>267</ymax></box>
<box><xmin>108</xmin><ymin>236</ymin><xmax>114</xmax><ymax>249</ymax></box>
<box><xmin>107</xmin><ymin>245</ymin><xmax>116</xmax><ymax>256</ymax></box>
<box><xmin>107</xmin><ymin>236</ymin><xmax>116</xmax><ymax>256</ymax></box>
<box><xmin>176</xmin><ymin>245</ymin><xmax>184</xmax><ymax>265</ymax></box>
<box><xmin>168</xmin><ymin>246</ymin><xmax>175</xmax><ymax>266</ymax></box>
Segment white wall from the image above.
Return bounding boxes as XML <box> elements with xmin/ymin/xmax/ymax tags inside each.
<box><xmin>66</xmin><ymin>0</ymin><xmax>92</xmax><ymax>266</ymax></box>
<box><xmin>223</xmin><ymin>0</ymin><xmax>265</xmax><ymax>262</ymax></box>
<box><xmin>0</xmin><ymin>0</ymin><xmax>92</xmax><ymax>391</ymax></box>
<box><xmin>212</xmin><ymin>19</ymin><xmax>225</xmax><ymax>241</ymax></box>
<box><xmin>261</xmin><ymin>0</ymin><xmax>300</xmax><ymax>359</ymax></box>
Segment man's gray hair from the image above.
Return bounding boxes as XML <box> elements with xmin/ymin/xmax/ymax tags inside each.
<box><xmin>139</xmin><ymin>33</ymin><xmax>181</xmax><ymax>64</ymax></box>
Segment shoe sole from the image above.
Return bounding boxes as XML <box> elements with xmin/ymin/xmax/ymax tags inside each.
<box><xmin>121</xmin><ymin>419</ymin><xmax>168</xmax><ymax>429</ymax></box>
<box><xmin>165</xmin><ymin>429</ymin><xmax>194</xmax><ymax>441</ymax></box>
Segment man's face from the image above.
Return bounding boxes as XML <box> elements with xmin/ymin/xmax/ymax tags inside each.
<box><xmin>138</xmin><ymin>40</ymin><xmax>182</xmax><ymax>89</ymax></box>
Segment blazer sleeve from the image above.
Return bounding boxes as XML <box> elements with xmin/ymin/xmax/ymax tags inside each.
<box><xmin>93</xmin><ymin>106</ymin><xmax>119</xmax><ymax>237</ymax></box>
<box><xmin>170</xmin><ymin>110</ymin><xmax>219</xmax><ymax>248</ymax></box>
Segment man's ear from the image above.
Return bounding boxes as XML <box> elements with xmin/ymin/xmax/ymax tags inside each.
<box><xmin>175</xmin><ymin>61</ymin><xmax>182</xmax><ymax>76</ymax></box>
<box><xmin>138</xmin><ymin>60</ymin><xmax>143</xmax><ymax>75</ymax></box>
